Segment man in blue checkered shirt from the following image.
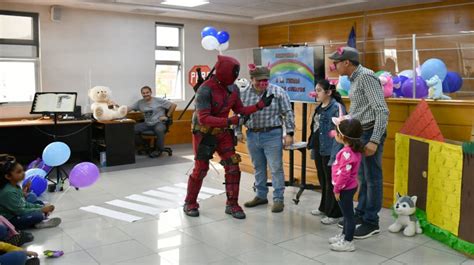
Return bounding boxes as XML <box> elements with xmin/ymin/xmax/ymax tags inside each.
<box><xmin>329</xmin><ymin>47</ymin><xmax>389</xmax><ymax>239</ymax></box>
<box><xmin>236</xmin><ymin>65</ymin><xmax>295</xmax><ymax>213</ymax></box>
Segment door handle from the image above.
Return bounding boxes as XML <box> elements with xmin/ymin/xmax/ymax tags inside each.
<box><xmin>422</xmin><ymin>171</ymin><xmax>427</xmax><ymax>179</ymax></box>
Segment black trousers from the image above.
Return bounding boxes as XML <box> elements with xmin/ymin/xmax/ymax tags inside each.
<box><xmin>339</xmin><ymin>187</ymin><xmax>357</xmax><ymax>241</ymax></box>
<box><xmin>313</xmin><ymin>136</ymin><xmax>342</xmax><ymax>218</ymax></box>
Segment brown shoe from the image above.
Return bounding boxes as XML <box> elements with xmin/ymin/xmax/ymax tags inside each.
<box><xmin>244</xmin><ymin>197</ymin><xmax>268</xmax><ymax>208</ymax></box>
<box><xmin>272</xmin><ymin>201</ymin><xmax>284</xmax><ymax>213</ymax></box>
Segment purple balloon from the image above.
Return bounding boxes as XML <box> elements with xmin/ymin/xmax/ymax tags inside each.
<box><xmin>442</xmin><ymin>72</ymin><xmax>463</xmax><ymax>93</ymax></box>
<box><xmin>27</xmin><ymin>158</ymin><xmax>52</xmax><ymax>173</ymax></box>
<box><xmin>69</xmin><ymin>162</ymin><xmax>100</xmax><ymax>188</ymax></box>
<box><xmin>401</xmin><ymin>76</ymin><xmax>429</xmax><ymax>98</ymax></box>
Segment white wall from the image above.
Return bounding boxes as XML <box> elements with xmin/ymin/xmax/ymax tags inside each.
<box><xmin>0</xmin><ymin>3</ymin><xmax>258</xmax><ymax>118</ymax></box>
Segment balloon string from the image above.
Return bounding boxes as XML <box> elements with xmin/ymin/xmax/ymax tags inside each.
<box><xmin>54</xmin><ymin>186</ymin><xmax>72</xmax><ymax>204</ymax></box>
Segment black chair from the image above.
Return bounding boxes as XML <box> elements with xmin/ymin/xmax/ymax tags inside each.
<box><xmin>140</xmin><ymin>118</ymin><xmax>173</xmax><ymax>157</ymax></box>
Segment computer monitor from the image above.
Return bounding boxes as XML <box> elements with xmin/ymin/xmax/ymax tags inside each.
<box><xmin>30</xmin><ymin>92</ymin><xmax>77</xmax><ymax>114</ymax></box>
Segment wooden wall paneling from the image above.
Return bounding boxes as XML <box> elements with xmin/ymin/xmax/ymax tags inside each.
<box><xmin>259</xmin><ymin>23</ymin><xmax>290</xmax><ymax>47</ymax></box>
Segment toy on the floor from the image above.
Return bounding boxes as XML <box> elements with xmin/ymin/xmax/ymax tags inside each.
<box><xmin>43</xmin><ymin>250</ymin><xmax>64</xmax><ymax>258</ymax></box>
<box><xmin>389</xmin><ymin>193</ymin><xmax>422</xmax><ymax>237</ymax></box>
<box><xmin>89</xmin><ymin>86</ymin><xmax>127</xmax><ymax>121</ymax></box>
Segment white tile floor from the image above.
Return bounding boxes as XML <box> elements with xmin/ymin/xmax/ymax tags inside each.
<box><xmin>23</xmin><ymin>144</ymin><xmax>472</xmax><ymax>265</ymax></box>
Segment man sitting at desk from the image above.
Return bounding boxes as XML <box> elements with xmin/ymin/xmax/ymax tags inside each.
<box><xmin>129</xmin><ymin>86</ymin><xmax>177</xmax><ymax>158</ymax></box>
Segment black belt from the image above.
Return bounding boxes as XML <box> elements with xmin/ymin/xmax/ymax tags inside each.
<box><xmin>362</xmin><ymin>121</ymin><xmax>375</xmax><ymax>131</ymax></box>
<box><xmin>247</xmin><ymin>126</ymin><xmax>282</xmax><ymax>133</ymax></box>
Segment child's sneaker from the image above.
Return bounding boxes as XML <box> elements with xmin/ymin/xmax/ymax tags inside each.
<box><xmin>330</xmin><ymin>239</ymin><xmax>355</xmax><ymax>252</ymax></box>
<box><xmin>310</xmin><ymin>209</ymin><xmax>324</xmax><ymax>216</ymax></box>
<box><xmin>328</xmin><ymin>233</ymin><xmax>344</xmax><ymax>244</ymax></box>
<box><xmin>321</xmin><ymin>216</ymin><xmax>341</xmax><ymax>225</ymax></box>
<box><xmin>34</xmin><ymin>217</ymin><xmax>62</xmax><ymax>229</ymax></box>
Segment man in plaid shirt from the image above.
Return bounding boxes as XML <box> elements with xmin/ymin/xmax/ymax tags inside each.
<box><xmin>237</xmin><ymin>65</ymin><xmax>295</xmax><ymax>213</ymax></box>
<box><xmin>329</xmin><ymin>47</ymin><xmax>389</xmax><ymax>239</ymax></box>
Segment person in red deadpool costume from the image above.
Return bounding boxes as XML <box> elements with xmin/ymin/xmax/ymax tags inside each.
<box><xmin>184</xmin><ymin>55</ymin><xmax>274</xmax><ymax>219</ymax></box>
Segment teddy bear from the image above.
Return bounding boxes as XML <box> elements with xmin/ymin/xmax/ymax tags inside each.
<box><xmin>88</xmin><ymin>86</ymin><xmax>127</xmax><ymax>121</ymax></box>
<box><xmin>427</xmin><ymin>74</ymin><xmax>451</xmax><ymax>100</ymax></box>
<box><xmin>388</xmin><ymin>193</ymin><xmax>423</xmax><ymax>237</ymax></box>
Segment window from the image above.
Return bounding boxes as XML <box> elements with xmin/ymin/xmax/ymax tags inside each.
<box><xmin>155</xmin><ymin>23</ymin><xmax>183</xmax><ymax>100</ymax></box>
<box><xmin>0</xmin><ymin>11</ymin><xmax>39</xmax><ymax>103</ymax></box>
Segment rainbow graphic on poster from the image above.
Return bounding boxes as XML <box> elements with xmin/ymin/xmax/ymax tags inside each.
<box><xmin>261</xmin><ymin>47</ymin><xmax>315</xmax><ymax>102</ymax></box>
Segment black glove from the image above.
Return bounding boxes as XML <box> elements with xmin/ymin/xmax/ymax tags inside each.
<box><xmin>256</xmin><ymin>91</ymin><xmax>275</xmax><ymax>110</ymax></box>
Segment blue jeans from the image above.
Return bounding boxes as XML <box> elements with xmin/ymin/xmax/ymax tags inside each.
<box><xmin>0</xmin><ymin>224</ymin><xmax>8</xmax><ymax>241</ymax></box>
<box><xmin>246</xmin><ymin>128</ymin><xmax>285</xmax><ymax>202</ymax></box>
<box><xmin>26</xmin><ymin>192</ymin><xmax>44</xmax><ymax>205</ymax></box>
<box><xmin>0</xmin><ymin>251</ymin><xmax>27</xmax><ymax>265</ymax></box>
<box><xmin>355</xmin><ymin>129</ymin><xmax>386</xmax><ymax>226</ymax></box>
<box><xmin>339</xmin><ymin>188</ymin><xmax>357</xmax><ymax>241</ymax></box>
<box><xmin>135</xmin><ymin>122</ymin><xmax>167</xmax><ymax>151</ymax></box>
<box><xmin>9</xmin><ymin>211</ymin><xmax>45</xmax><ymax>230</ymax></box>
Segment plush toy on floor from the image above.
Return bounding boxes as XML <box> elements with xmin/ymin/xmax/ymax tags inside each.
<box><xmin>427</xmin><ymin>75</ymin><xmax>451</xmax><ymax>100</ymax></box>
<box><xmin>89</xmin><ymin>86</ymin><xmax>127</xmax><ymax>121</ymax></box>
<box><xmin>389</xmin><ymin>193</ymin><xmax>423</xmax><ymax>236</ymax></box>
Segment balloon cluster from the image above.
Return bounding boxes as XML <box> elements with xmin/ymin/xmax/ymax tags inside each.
<box><xmin>372</xmin><ymin>59</ymin><xmax>462</xmax><ymax>99</ymax></box>
<box><xmin>201</xmin><ymin>26</ymin><xmax>230</xmax><ymax>52</ymax></box>
<box><xmin>23</xmin><ymin>141</ymin><xmax>100</xmax><ymax>196</ymax></box>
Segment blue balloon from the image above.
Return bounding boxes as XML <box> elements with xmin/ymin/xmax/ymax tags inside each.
<box><xmin>339</xmin><ymin>76</ymin><xmax>350</xmax><ymax>91</ymax></box>
<box><xmin>23</xmin><ymin>176</ymin><xmax>48</xmax><ymax>197</ymax></box>
<box><xmin>201</xmin><ymin>26</ymin><xmax>218</xmax><ymax>38</ymax></box>
<box><xmin>442</xmin><ymin>72</ymin><xmax>463</xmax><ymax>93</ymax></box>
<box><xmin>420</xmin><ymin>58</ymin><xmax>447</xmax><ymax>81</ymax></box>
<box><xmin>216</xmin><ymin>31</ymin><xmax>230</xmax><ymax>44</ymax></box>
<box><xmin>42</xmin><ymin>142</ymin><xmax>71</xmax><ymax>167</ymax></box>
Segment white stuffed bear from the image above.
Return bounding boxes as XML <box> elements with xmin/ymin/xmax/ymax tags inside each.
<box><xmin>388</xmin><ymin>193</ymin><xmax>423</xmax><ymax>237</ymax></box>
<box><xmin>88</xmin><ymin>86</ymin><xmax>127</xmax><ymax>121</ymax></box>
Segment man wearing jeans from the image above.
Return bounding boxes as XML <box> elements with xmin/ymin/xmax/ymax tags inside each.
<box><xmin>238</xmin><ymin>65</ymin><xmax>295</xmax><ymax>213</ymax></box>
<box><xmin>329</xmin><ymin>47</ymin><xmax>389</xmax><ymax>238</ymax></box>
<box><xmin>129</xmin><ymin>86</ymin><xmax>177</xmax><ymax>158</ymax></box>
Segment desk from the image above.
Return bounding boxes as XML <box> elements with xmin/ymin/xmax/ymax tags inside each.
<box><xmin>0</xmin><ymin>118</ymin><xmax>93</xmax><ymax>164</ymax></box>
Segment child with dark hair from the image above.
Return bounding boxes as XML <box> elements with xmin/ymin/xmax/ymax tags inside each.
<box><xmin>0</xmin><ymin>155</ymin><xmax>61</xmax><ymax>230</ymax></box>
<box><xmin>308</xmin><ymin>79</ymin><xmax>346</xmax><ymax>225</ymax></box>
<box><xmin>328</xmin><ymin>118</ymin><xmax>363</xmax><ymax>252</ymax></box>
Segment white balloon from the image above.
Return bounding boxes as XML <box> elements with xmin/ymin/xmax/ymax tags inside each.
<box><xmin>398</xmin><ymin>70</ymin><xmax>414</xmax><ymax>78</ymax></box>
<box><xmin>201</xmin><ymin>36</ymin><xmax>219</xmax><ymax>51</ymax></box>
<box><xmin>216</xmin><ymin>41</ymin><xmax>229</xmax><ymax>52</ymax></box>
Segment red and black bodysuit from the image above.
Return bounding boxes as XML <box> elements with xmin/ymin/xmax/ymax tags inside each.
<box><xmin>184</xmin><ymin>55</ymin><xmax>272</xmax><ymax>219</ymax></box>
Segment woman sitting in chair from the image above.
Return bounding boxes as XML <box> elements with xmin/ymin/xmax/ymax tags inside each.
<box><xmin>128</xmin><ymin>86</ymin><xmax>177</xmax><ymax>158</ymax></box>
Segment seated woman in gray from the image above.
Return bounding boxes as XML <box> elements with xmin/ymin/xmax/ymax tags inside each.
<box><xmin>129</xmin><ymin>86</ymin><xmax>177</xmax><ymax>157</ymax></box>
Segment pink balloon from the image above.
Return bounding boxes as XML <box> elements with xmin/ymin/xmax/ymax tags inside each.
<box><xmin>69</xmin><ymin>162</ymin><xmax>100</xmax><ymax>188</ymax></box>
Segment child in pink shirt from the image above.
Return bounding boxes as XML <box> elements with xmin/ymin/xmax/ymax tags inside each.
<box><xmin>328</xmin><ymin>118</ymin><xmax>364</xmax><ymax>252</ymax></box>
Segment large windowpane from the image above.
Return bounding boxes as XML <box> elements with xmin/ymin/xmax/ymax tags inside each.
<box><xmin>0</xmin><ymin>15</ymin><xmax>33</xmax><ymax>40</ymax></box>
<box><xmin>0</xmin><ymin>61</ymin><xmax>36</xmax><ymax>102</ymax></box>
<box><xmin>156</xmin><ymin>26</ymin><xmax>179</xmax><ymax>47</ymax></box>
<box><xmin>155</xmin><ymin>50</ymin><xmax>181</xmax><ymax>61</ymax></box>
<box><xmin>155</xmin><ymin>65</ymin><xmax>182</xmax><ymax>99</ymax></box>
<box><xmin>155</xmin><ymin>23</ymin><xmax>183</xmax><ymax>100</ymax></box>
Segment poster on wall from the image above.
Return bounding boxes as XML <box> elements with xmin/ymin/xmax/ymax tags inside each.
<box><xmin>253</xmin><ymin>46</ymin><xmax>325</xmax><ymax>103</ymax></box>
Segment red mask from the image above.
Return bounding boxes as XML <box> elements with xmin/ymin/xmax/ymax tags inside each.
<box><xmin>257</xmin><ymin>80</ymin><xmax>269</xmax><ymax>89</ymax></box>
<box><xmin>215</xmin><ymin>55</ymin><xmax>240</xmax><ymax>86</ymax></box>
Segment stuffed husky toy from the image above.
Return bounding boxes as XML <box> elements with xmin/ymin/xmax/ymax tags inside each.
<box><xmin>388</xmin><ymin>193</ymin><xmax>423</xmax><ymax>237</ymax></box>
